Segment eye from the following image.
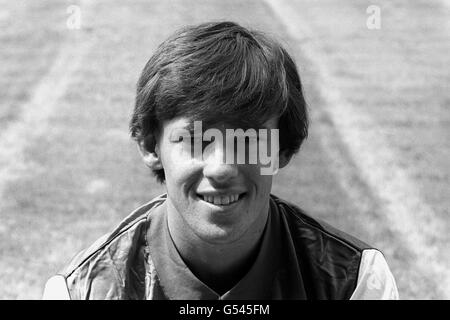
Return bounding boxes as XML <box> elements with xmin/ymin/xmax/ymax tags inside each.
<box><xmin>200</xmin><ymin>138</ymin><xmax>214</xmax><ymax>150</ymax></box>
<box><xmin>170</xmin><ymin>136</ymin><xmax>183</xmax><ymax>143</ymax></box>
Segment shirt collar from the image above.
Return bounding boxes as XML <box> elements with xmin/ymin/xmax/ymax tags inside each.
<box><xmin>146</xmin><ymin>198</ymin><xmax>283</xmax><ymax>300</ymax></box>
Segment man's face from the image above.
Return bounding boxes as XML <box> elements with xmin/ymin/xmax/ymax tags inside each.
<box><xmin>155</xmin><ymin>116</ymin><xmax>279</xmax><ymax>245</ymax></box>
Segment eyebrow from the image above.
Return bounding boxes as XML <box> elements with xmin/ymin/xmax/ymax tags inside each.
<box><xmin>183</xmin><ymin>122</ymin><xmax>196</xmax><ymax>132</ymax></box>
<box><xmin>181</xmin><ymin>122</ymin><xmax>274</xmax><ymax>131</ymax></box>
<box><xmin>175</xmin><ymin>117</ymin><xmax>278</xmax><ymax>138</ymax></box>
<box><xmin>179</xmin><ymin>123</ymin><xmax>201</xmax><ymax>136</ymax></box>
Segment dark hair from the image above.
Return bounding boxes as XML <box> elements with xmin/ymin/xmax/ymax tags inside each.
<box><xmin>130</xmin><ymin>21</ymin><xmax>308</xmax><ymax>183</ymax></box>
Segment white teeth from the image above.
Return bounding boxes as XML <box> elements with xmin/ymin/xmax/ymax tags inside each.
<box><xmin>202</xmin><ymin>194</ymin><xmax>240</xmax><ymax>205</ymax></box>
<box><xmin>221</xmin><ymin>196</ymin><xmax>230</xmax><ymax>205</ymax></box>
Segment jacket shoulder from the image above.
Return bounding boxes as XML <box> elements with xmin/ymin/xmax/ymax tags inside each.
<box><xmin>271</xmin><ymin>194</ymin><xmax>371</xmax><ymax>251</ymax></box>
<box><xmin>57</xmin><ymin>194</ymin><xmax>167</xmax><ymax>299</ymax></box>
<box><xmin>271</xmin><ymin>194</ymin><xmax>373</xmax><ymax>299</ymax></box>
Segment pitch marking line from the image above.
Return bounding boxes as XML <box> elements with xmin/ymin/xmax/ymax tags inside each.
<box><xmin>0</xmin><ymin>1</ymin><xmax>93</xmax><ymax>205</ymax></box>
<box><xmin>265</xmin><ymin>0</ymin><xmax>449</xmax><ymax>298</ymax></box>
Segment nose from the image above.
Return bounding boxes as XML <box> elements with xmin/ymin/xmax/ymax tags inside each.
<box><xmin>202</xmin><ymin>141</ymin><xmax>238</xmax><ymax>184</ymax></box>
<box><xmin>203</xmin><ymin>162</ymin><xmax>238</xmax><ymax>184</ymax></box>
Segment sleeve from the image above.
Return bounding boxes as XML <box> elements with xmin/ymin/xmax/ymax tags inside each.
<box><xmin>350</xmin><ymin>249</ymin><xmax>399</xmax><ymax>300</ymax></box>
<box><xmin>42</xmin><ymin>275</ymin><xmax>71</xmax><ymax>300</ymax></box>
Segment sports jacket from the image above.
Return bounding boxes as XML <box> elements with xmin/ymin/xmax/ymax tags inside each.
<box><xmin>43</xmin><ymin>194</ymin><xmax>398</xmax><ymax>299</ymax></box>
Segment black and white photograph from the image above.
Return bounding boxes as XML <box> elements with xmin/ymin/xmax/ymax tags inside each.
<box><xmin>0</xmin><ymin>0</ymin><xmax>448</xmax><ymax>303</ymax></box>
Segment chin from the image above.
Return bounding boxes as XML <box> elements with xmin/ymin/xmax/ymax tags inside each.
<box><xmin>197</xmin><ymin>224</ymin><xmax>243</xmax><ymax>244</ymax></box>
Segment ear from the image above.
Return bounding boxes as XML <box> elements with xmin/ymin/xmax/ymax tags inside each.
<box><xmin>278</xmin><ymin>150</ymin><xmax>292</xmax><ymax>169</ymax></box>
<box><xmin>137</xmin><ymin>136</ymin><xmax>163</xmax><ymax>170</ymax></box>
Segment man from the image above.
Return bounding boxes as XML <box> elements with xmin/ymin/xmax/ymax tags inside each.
<box><xmin>43</xmin><ymin>21</ymin><xmax>398</xmax><ymax>299</ymax></box>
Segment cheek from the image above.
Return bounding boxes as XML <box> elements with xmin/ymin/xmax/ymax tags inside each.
<box><xmin>162</xmin><ymin>154</ymin><xmax>203</xmax><ymax>195</ymax></box>
<box><xmin>242</xmin><ymin>165</ymin><xmax>273</xmax><ymax>194</ymax></box>
<box><xmin>161</xmin><ymin>144</ymin><xmax>192</xmax><ymax>176</ymax></box>
<box><xmin>256</xmin><ymin>176</ymin><xmax>273</xmax><ymax>198</ymax></box>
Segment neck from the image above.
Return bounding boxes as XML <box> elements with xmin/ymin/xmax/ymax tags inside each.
<box><xmin>186</xmin><ymin>234</ymin><xmax>263</xmax><ymax>294</ymax></box>
<box><xmin>167</xmin><ymin>200</ymin><xmax>269</xmax><ymax>294</ymax></box>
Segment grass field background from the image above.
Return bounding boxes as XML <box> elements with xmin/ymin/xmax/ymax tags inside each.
<box><xmin>0</xmin><ymin>0</ymin><xmax>448</xmax><ymax>299</ymax></box>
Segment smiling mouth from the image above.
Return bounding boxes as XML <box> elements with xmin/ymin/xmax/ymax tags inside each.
<box><xmin>197</xmin><ymin>193</ymin><xmax>246</xmax><ymax>206</ymax></box>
